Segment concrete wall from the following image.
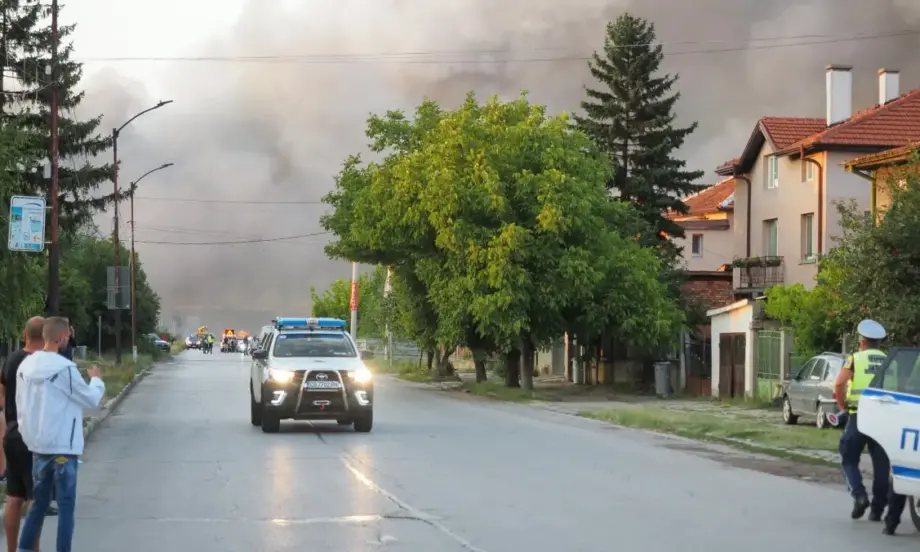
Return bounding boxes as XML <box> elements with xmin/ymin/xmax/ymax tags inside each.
<box><xmin>825</xmin><ymin>151</ymin><xmax>872</xmax><ymax>250</ymax></box>
<box><xmin>675</xmin><ymin>223</ymin><xmax>734</xmax><ymax>271</ymax></box>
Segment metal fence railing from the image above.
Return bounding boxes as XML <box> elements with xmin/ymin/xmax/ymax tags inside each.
<box><xmin>755</xmin><ymin>329</ymin><xmax>783</xmax><ymax>401</ymax></box>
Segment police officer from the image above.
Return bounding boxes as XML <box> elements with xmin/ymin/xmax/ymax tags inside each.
<box><xmin>833</xmin><ymin>319</ymin><xmax>889</xmax><ymax>522</ymax></box>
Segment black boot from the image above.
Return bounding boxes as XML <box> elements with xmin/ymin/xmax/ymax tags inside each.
<box><xmin>882</xmin><ymin>522</ymin><xmax>897</xmax><ymax>535</ymax></box>
<box><xmin>852</xmin><ymin>496</ymin><xmax>870</xmax><ymax>520</ymax></box>
<box><xmin>868</xmin><ymin>509</ymin><xmax>883</xmax><ymax>522</ymax></box>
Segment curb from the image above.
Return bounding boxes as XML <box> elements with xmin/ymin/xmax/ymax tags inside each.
<box><xmin>0</xmin><ymin>364</ymin><xmax>156</xmax><ymax>525</ymax></box>
<box><xmin>82</xmin><ymin>365</ymin><xmax>154</xmax><ymax>440</ymax></box>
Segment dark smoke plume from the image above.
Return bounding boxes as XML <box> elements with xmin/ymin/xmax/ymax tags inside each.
<box><xmin>76</xmin><ymin>0</ymin><xmax>920</xmax><ymax>333</ymax></box>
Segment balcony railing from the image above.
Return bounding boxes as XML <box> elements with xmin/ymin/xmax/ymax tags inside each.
<box><xmin>733</xmin><ymin>256</ymin><xmax>784</xmax><ymax>289</ymax></box>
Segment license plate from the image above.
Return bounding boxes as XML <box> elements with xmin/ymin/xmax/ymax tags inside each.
<box><xmin>305</xmin><ymin>380</ymin><xmax>342</xmax><ymax>389</ymax></box>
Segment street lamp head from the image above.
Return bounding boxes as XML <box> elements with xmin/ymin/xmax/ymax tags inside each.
<box><xmin>156</xmin><ymin>100</ymin><xmax>174</xmax><ymax>108</ymax></box>
<box><xmin>160</xmin><ymin>162</ymin><xmax>175</xmax><ymax>169</ymax></box>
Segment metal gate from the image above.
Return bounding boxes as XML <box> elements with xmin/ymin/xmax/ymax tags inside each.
<box><xmin>755</xmin><ymin>330</ymin><xmax>783</xmax><ymax>401</ymax></box>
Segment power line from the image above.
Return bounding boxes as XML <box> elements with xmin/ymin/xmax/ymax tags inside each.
<box><xmin>74</xmin><ymin>28</ymin><xmax>920</xmax><ymax>64</ymax></box>
<box><xmin>133</xmin><ymin>196</ymin><xmax>324</xmax><ymax>205</ymax></box>
<box><xmin>135</xmin><ymin>230</ymin><xmax>331</xmax><ymax>246</ymax></box>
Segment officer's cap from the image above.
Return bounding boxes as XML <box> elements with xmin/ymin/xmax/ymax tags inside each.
<box><xmin>857</xmin><ymin>319</ymin><xmax>887</xmax><ymax>340</ymax></box>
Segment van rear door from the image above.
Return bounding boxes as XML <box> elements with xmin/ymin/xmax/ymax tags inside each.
<box><xmin>858</xmin><ymin>347</ymin><xmax>920</xmax><ymax>496</ymax></box>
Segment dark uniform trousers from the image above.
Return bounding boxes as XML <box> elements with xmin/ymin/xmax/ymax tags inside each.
<box><xmin>840</xmin><ymin>412</ymin><xmax>908</xmax><ymax>525</ymax></box>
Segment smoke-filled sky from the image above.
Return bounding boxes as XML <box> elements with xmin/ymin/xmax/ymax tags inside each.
<box><xmin>69</xmin><ymin>0</ymin><xmax>920</xmax><ymax>334</ymax></box>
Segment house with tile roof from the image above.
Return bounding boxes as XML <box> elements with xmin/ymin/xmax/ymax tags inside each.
<box><xmin>844</xmin><ymin>142</ymin><xmax>920</xmax><ymax>218</ymax></box>
<box><xmin>706</xmin><ymin>65</ymin><xmax>920</xmax><ymax>400</ymax></box>
<box><xmin>669</xmin><ymin>177</ymin><xmax>736</xmax><ymax>272</ymax></box>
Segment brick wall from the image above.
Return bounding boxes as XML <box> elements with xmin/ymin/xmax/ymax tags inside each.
<box><xmin>683</xmin><ymin>277</ymin><xmax>733</xmax><ymax>311</ymax></box>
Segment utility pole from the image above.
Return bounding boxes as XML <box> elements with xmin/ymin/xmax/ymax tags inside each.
<box><xmin>46</xmin><ymin>0</ymin><xmax>61</xmax><ymax>315</ymax></box>
<box><xmin>112</xmin><ymin>127</ymin><xmax>121</xmax><ymax>363</ymax></box>
<box><xmin>110</xmin><ymin>100</ymin><xmax>173</xmax><ymax>364</ymax></box>
<box><xmin>349</xmin><ymin>262</ymin><xmax>358</xmax><ymax>340</ymax></box>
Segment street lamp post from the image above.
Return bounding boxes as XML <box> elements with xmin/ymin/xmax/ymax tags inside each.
<box><xmin>111</xmin><ymin>100</ymin><xmax>172</xmax><ymax>364</ymax></box>
<box><xmin>128</xmin><ymin>162</ymin><xmax>174</xmax><ymax>361</ymax></box>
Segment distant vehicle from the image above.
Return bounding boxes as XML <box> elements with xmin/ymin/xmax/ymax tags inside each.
<box><xmin>781</xmin><ymin>352</ymin><xmax>846</xmax><ymax>429</ymax></box>
<box><xmin>147</xmin><ymin>333</ymin><xmax>170</xmax><ymax>352</ymax></box>
<box><xmin>185</xmin><ymin>334</ymin><xmax>202</xmax><ymax>349</ymax></box>
<box><xmin>249</xmin><ymin>317</ymin><xmax>374</xmax><ymax>434</ymax></box>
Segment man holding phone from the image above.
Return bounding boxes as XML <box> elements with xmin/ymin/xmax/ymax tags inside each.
<box><xmin>15</xmin><ymin>317</ymin><xmax>105</xmax><ymax>552</ymax></box>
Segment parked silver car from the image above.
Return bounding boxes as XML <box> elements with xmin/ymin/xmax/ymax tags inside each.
<box><xmin>781</xmin><ymin>352</ymin><xmax>846</xmax><ymax>429</ymax></box>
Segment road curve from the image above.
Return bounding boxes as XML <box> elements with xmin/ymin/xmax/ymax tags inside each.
<box><xmin>32</xmin><ymin>351</ymin><xmax>919</xmax><ymax>551</ymax></box>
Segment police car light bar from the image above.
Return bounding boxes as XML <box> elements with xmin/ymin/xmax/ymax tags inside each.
<box><xmin>275</xmin><ymin>317</ymin><xmax>347</xmax><ymax>330</ymax></box>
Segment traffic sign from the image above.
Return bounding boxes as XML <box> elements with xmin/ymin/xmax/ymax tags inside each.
<box><xmin>8</xmin><ymin>195</ymin><xmax>46</xmax><ymax>252</ymax></box>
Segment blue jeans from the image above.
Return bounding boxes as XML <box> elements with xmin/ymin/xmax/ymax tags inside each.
<box><xmin>17</xmin><ymin>454</ymin><xmax>78</xmax><ymax>552</ymax></box>
<box><xmin>839</xmin><ymin>412</ymin><xmax>890</xmax><ymax>512</ymax></box>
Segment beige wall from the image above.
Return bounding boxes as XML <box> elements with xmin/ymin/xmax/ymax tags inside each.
<box><xmin>825</xmin><ymin>151</ymin><xmax>872</xmax><ymax>250</ymax></box>
<box><xmin>675</xmin><ymin>223</ymin><xmax>734</xmax><ymax>271</ymax></box>
<box><xmin>732</xmin><ymin>146</ymin><xmax>872</xmax><ymax>289</ymax></box>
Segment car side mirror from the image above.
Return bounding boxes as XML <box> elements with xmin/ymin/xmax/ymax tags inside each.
<box><xmin>360</xmin><ymin>350</ymin><xmax>374</xmax><ymax>360</ymax></box>
<box><xmin>252</xmin><ymin>350</ymin><xmax>267</xmax><ymax>360</ymax></box>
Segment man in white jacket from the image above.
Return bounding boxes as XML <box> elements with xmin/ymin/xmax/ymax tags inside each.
<box><xmin>15</xmin><ymin>317</ymin><xmax>104</xmax><ymax>552</ymax></box>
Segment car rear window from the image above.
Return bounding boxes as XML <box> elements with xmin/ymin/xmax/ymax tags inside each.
<box><xmin>272</xmin><ymin>332</ymin><xmax>356</xmax><ymax>358</ymax></box>
<box><xmin>825</xmin><ymin>357</ymin><xmax>844</xmax><ymax>380</ymax></box>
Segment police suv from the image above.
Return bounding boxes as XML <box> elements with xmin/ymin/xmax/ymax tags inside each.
<box><xmin>856</xmin><ymin>347</ymin><xmax>920</xmax><ymax>531</ymax></box>
<box><xmin>249</xmin><ymin>317</ymin><xmax>374</xmax><ymax>433</ymax></box>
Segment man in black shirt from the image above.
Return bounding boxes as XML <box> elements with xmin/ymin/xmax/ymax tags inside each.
<box><xmin>1</xmin><ymin>316</ymin><xmax>44</xmax><ymax>552</ymax></box>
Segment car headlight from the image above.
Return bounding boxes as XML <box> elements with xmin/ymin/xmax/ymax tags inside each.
<box><xmin>350</xmin><ymin>367</ymin><xmax>372</xmax><ymax>383</ymax></box>
<box><xmin>268</xmin><ymin>369</ymin><xmax>294</xmax><ymax>383</ymax></box>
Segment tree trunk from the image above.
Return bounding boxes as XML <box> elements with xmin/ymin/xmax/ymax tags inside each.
<box><xmin>472</xmin><ymin>348</ymin><xmax>487</xmax><ymax>382</ymax></box>
<box><xmin>436</xmin><ymin>345</ymin><xmax>453</xmax><ymax>378</ymax></box>
<box><xmin>426</xmin><ymin>350</ymin><xmax>434</xmax><ymax>372</ymax></box>
<box><xmin>504</xmin><ymin>347</ymin><xmax>521</xmax><ymax>388</ymax></box>
<box><xmin>520</xmin><ymin>337</ymin><xmax>535</xmax><ymax>391</ymax></box>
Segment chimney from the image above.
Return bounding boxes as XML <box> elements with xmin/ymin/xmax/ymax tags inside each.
<box><xmin>825</xmin><ymin>65</ymin><xmax>852</xmax><ymax>126</ymax></box>
<box><xmin>878</xmin><ymin>68</ymin><xmax>900</xmax><ymax>105</ymax></box>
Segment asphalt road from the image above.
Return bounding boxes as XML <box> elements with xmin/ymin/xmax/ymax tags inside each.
<box><xmin>31</xmin><ymin>351</ymin><xmax>920</xmax><ymax>551</ymax></box>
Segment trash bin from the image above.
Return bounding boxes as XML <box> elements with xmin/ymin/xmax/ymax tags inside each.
<box><xmin>76</xmin><ymin>345</ymin><xmax>87</xmax><ymax>360</ymax></box>
<box><xmin>654</xmin><ymin>361</ymin><xmax>673</xmax><ymax>396</ymax></box>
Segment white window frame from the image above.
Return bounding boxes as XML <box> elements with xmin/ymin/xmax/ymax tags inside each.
<box><xmin>804</xmin><ymin>161</ymin><xmax>816</xmax><ymax>182</ymax></box>
<box><xmin>801</xmin><ymin>213</ymin><xmax>815</xmax><ymax>261</ymax></box>
<box><xmin>691</xmin><ymin>234</ymin><xmax>703</xmax><ymax>257</ymax></box>
<box><xmin>766</xmin><ymin>156</ymin><xmax>779</xmax><ymax>189</ymax></box>
<box><xmin>764</xmin><ymin>219</ymin><xmax>779</xmax><ymax>256</ymax></box>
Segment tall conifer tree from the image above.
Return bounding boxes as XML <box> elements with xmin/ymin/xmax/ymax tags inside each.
<box><xmin>576</xmin><ymin>13</ymin><xmax>704</xmax><ymax>257</ymax></box>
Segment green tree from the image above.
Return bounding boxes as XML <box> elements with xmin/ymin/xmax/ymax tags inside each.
<box><xmin>2</xmin><ymin>3</ymin><xmax>113</xmax><ymax>232</ymax></box>
<box><xmin>324</xmin><ymin>93</ymin><xmax>681</xmax><ymax>388</ymax></box>
<box><xmin>821</xmin><ymin>159</ymin><xmax>920</xmax><ymax>345</ymax></box>
<box><xmin>309</xmin><ymin>268</ymin><xmax>389</xmax><ymax>338</ymax></box>
<box><xmin>575</xmin><ymin>13</ymin><xmax>704</xmax><ymax>257</ymax></box>
<box><xmin>59</xmin><ymin>234</ymin><xmax>161</xmax><ymax>351</ymax></box>
<box><xmin>763</xmin><ymin>283</ymin><xmax>846</xmax><ymax>356</ymax></box>
<box><xmin>0</xmin><ymin>119</ymin><xmax>46</xmax><ymax>340</ymax></box>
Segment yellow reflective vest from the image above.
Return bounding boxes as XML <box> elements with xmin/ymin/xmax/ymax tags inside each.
<box><xmin>845</xmin><ymin>348</ymin><xmax>887</xmax><ymax>412</ymax></box>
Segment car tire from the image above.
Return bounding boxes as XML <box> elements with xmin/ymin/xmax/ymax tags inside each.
<box><xmin>782</xmin><ymin>396</ymin><xmax>799</xmax><ymax>425</ymax></box>
<box><xmin>353</xmin><ymin>411</ymin><xmax>373</xmax><ymax>433</ymax></box>
<box><xmin>250</xmin><ymin>389</ymin><xmax>262</xmax><ymax>426</ymax></box>
<box><xmin>261</xmin><ymin>408</ymin><xmax>281</xmax><ymax>433</ymax></box>
<box><xmin>909</xmin><ymin>496</ymin><xmax>920</xmax><ymax>532</ymax></box>
<box><xmin>337</xmin><ymin>419</ymin><xmax>353</xmax><ymax>426</ymax></box>
<box><xmin>815</xmin><ymin>404</ymin><xmax>829</xmax><ymax>429</ymax></box>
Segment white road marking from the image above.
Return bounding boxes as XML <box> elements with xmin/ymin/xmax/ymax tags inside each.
<box><xmin>341</xmin><ymin>456</ymin><xmax>490</xmax><ymax>552</ymax></box>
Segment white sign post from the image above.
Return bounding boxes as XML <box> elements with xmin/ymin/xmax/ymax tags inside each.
<box><xmin>8</xmin><ymin>195</ymin><xmax>46</xmax><ymax>252</ymax></box>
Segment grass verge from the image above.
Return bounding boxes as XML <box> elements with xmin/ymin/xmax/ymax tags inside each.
<box><xmin>77</xmin><ymin>353</ymin><xmax>157</xmax><ymax>399</ymax></box>
<box><xmin>579</xmin><ymin>406</ymin><xmax>840</xmax><ymax>456</ymax></box>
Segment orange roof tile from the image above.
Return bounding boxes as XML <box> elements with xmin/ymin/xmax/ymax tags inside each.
<box><xmin>782</xmin><ymin>89</ymin><xmax>920</xmax><ymax>153</ymax></box>
<box><xmin>844</xmin><ymin>142</ymin><xmax>920</xmax><ymax>170</ymax></box>
<box><xmin>760</xmin><ymin>117</ymin><xmax>827</xmax><ymax>149</ymax></box>
<box><xmin>668</xmin><ymin>178</ymin><xmax>735</xmax><ymax>218</ymax></box>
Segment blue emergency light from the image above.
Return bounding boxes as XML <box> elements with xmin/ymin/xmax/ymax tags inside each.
<box><xmin>275</xmin><ymin>317</ymin><xmax>347</xmax><ymax>330</ymax></box>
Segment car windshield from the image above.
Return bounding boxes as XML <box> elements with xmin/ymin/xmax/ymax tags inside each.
<box><xmin>272</xmin><ymin>332</ymin><xmax>356</xmax><ymax>358</ymax></box>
